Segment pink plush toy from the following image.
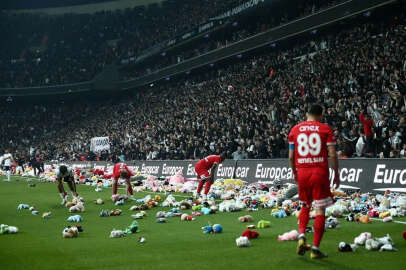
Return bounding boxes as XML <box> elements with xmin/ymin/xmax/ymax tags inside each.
<box><xmin>169</xmin><ymin>173</ymin><xmax>185</xmax><ymax>185</ymax></box>
<box><xmin>277</xmin><ymin>230</ymin><xmax>299</xmax><ymax>241</ymax></box>
<box><xmin>368</xmin><ymin>209</ymin><xmax>379</xmax><ymax>217</ymax></box>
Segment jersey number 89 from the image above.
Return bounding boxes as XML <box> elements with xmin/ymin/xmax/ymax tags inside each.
<box><xmin>297</xmin><ymin>133</ymin><xmax>321</xmax><ymax>156</ymax></box>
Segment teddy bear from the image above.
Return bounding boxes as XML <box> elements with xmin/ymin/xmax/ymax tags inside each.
<box><xmin>67</xmin><ymin>215</ymin><xmax>82</xmax><ymax>222</ymax></box>
<box><xmin>325</xmin><ymin>216</ymin><xmax>339</xmax><ymax>229</ymax></box>
<box><xmin>110</xmin><ymin>229</ymin><xmax>125</xmax><ymax>238</ymax></box>
<box><xmin>273</xmin><ymin>209</ymin><xmax>287</xmax><ymax>218</ymax></box>
<box><xmin>201</xmin><ymin>224</ymin><xmax>222</xmax><ymax>234</ymax></box>
<box><xmin>62</xmin><ymin>226</ymin><xmax>79</xmax><ymax>238</ymax></box>
<box><xmin>42</xmin><ymin>212</ymin><xmax>52</xmax><ymax>219</ymax></box>
<box><xmin>99</xmin><ymin>209</ymin><xmax>110</xmax><ymax>217</ymax></box>
<box><xmin>124</xmin><ymin>221</ymin><xmax>139</xmax><ymax>235</ymax></box>
<box><xmin>0</xmin><ymin>224</ymin><xmax>18</xmax><ymax>234</ymax></box>
<box><xmin>242</xmin><ymin>230</ymin><xmax>259</xmax><ymax>239</ymax></box>
<box><xmin>156</xmin><ymin>211</ymin><xmax>166</xmax><ymax>218</ymax></box>
<box><xmin>277</xmin><ymin>230</ymin><xmax>298</xmax><ymax>241</ymax></box>
<box><xmin>180</xmin><ymin>213</ymin><xmax>194</xmax><ymax>221</ymax></box>
<box><xmin>65</xmin><ymin>201</ymin><xmax>76</xmax><ymax>208</ymax></box>
<box><xmin>110</xmin><ymin>209</ymin><xmax>122</xmax><ymax>216</ymax></box>
<box><xmin>359</xmin><ymin>215</ymin><xmax>371</xmax><ymax>224</ymax></box>
<box><xmin>236</xmin><ymin>236</ymin><xmax>250</xmax><ymax>247</ymax></box>
<box><xmin>338</xmin><ymin>242</ymin><xmax>357</xmax><ymax>252</ymax></box>
<box><xmin>69</xmin><ymin>203</ymin><xmax>85</xmax><ymax>213</ymax></box>
<box><xmin>354</xmin><ymin>232</ymin><xmax>372</xmax><ymax>245</ymax></box>
<box><xmin>238</xmin><ymin>215</ymin><xmax>254</xmax><ymax>223</ymax></box>
<box><xmin>93</xmin><ymin>198</ymin><xmax>104</xmax><ymax>205</ymax></box>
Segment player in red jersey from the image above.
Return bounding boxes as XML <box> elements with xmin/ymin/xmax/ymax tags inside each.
<box><xmin>288</xmin><ymin>104</ymin><xmax>340</xmax><ymax>259</ymax></box>
<box><xmin>112</xmin><ymin>162</ymin><xmax>136</xmax><ymax>201</ymax></box>
<box><xmin>194</xmin><ymin>153</ymin><xmax>226</xmax><ymax>199</ymax></box>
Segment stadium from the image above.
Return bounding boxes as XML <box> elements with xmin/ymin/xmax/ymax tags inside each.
<box><xmin>1</xmin><ymin>0</ymin><xmax>406</xmax><ymax>269</ymax></box>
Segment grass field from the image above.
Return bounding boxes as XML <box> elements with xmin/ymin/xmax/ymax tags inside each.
<box><xmin>1</xmin><ymin>176</ymin><xmax>406</xmax><ymax>270</ymax></box>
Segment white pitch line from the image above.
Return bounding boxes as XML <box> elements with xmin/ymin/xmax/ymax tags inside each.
<box><xmin>370</xmin><ymin>217</ymin><xmax>406</xmax><ymax>225</ymax></box>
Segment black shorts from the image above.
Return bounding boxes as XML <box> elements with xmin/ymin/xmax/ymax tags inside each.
<box><xmin>3</xmin><ymin>166</ymin><xmax>10</xmax><ymax>171</ymax></box>
<box><xmin>365</xmin><ymin>136</ymin><xmax>374</xmax><ymax>153</ymax></box>
<box><xmin>62</xmin><ymin>176</ymin><xmax>74</xmax><ymax>183</ymax></box>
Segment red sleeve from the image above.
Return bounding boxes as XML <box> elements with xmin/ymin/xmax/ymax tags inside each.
<box><xmin>113</xmin><ymin>164</ymin><xmax>119</xmax><ymax>179</ymax></box>
<box><xmin>326</xmin><ymin>125</ymin><xmax>336</xmax><ymax>146</ymax></box>
<box><xmin>214</xmin><ymin>156</ymin><xmax>222</xmax><ymax>164</ymax></box>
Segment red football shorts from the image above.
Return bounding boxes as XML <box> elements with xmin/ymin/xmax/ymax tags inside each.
<box><xmin>297</xmin><ymin>167</ymin><xmax>333</xmax><ymax>209</ymax></box>
<box><xmin>194</xmin><ymin>164</ymin><xmax>210</xmax><ymax>180</ymax></box>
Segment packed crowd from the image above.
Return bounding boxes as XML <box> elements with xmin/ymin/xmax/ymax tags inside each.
<box><xmin>0</xmin><ymin>0</ymin><xmax>345</xmax><ymax>88</ymax></box>
<box><xmin>1</xmin><ymin>5</ymin><xmax>405</xmax><ymax>162</ymax></box>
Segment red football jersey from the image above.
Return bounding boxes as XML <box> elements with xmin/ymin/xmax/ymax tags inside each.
<box><xmin>288</xmin><ymin>120</ymin><xmax>336</xmax><ymax>169</ymax></box>
<box><xmin>195</xmin><ymin>155</ymin><xmax>222</xmax><ymax>170</ymax></box>
<box><xmin>112</xmin><ymin>163</ymin><xmax>134</xmax><ymax>179</ymax></box>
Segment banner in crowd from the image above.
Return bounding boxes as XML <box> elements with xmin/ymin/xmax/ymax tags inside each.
<box><xmin>89</xmin><ymin>137</ymin><xmax>110</xmax><ymax>153</ymax></box>
<box><xmin>45</xmin><ymin>159</ymin><xmax>406</xmax><ymax>193</ymax></box>
<box><xmin>209</xmin><ymin>0</ymin><xmax>270</xmax><ymax>21</ymax></box>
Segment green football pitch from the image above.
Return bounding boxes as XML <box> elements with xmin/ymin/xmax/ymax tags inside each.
<box><xmin>1</xmin><ymin>176</ymin><xmax>406</xmax><ymax>270</ymax></box>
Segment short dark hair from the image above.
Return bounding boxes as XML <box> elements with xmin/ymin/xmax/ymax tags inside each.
<box><xmin>120</xmin><ymin>170</ymin><xmax>129</xmax><ymax>178</ymax></box>
<box><xmin>59</xmin><ymin>165</ymin><xmax>67</xmax><ymax>174</ymax></box>
<box><xmin>220</xmin><ymin>152</ymin><xmax>227</xmax><ymax>161</ymax></box>
<box><xmin>308</xmin><ymin>104</ymin><xmax>323</xmax><ymax>116</ymax></box>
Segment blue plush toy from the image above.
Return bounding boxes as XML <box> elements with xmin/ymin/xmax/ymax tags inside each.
<box><xmin>166</xmin><ymin>211</ymin><xmax>173</xmax><ymax>217</ymax></box>
<box><xmin>17</xmin><ymin>204</ymin><xmax>29</xmax><ymax>210</ymax></box>
<box><xmin>156</xmin><ymin>218</ymin><xmax>166</xmax><ymax>223</ymax></box>
<box><xmin>67</xmin><ymin>215</ymin><xmax>82</xmax><ymax>222</ymax></box>
<box><xmin>209</xmin><ymin>192</ymin><xmax>216</xmax><ymax>199</ymax></box>
<box><xmin>171</xmin><ymin>208</ymin><xmax>180</xmax><ymax>213</ymax></box>
<box><xmin>273</xmin><ymin>209</ymin><xmax>287</xmax><ymax>218</ymax></box>
<box><xmin>202</xmin><ymin>225</ymin><xmax>213</xmax><ymax>233</ymax></box>
<box><xmin>201</xmin><ymin>224</ymin><xmax>222</xmax><ymax>234</ymax></box>
<box><xmin>201</xmin><ymin>207</ymin><xmax>211</xmax><ymax>215</ymax></box>
<box><xmin>115</xmin><ymin>199</ymin><xmax>124</xmax><ymax>206</ymax></box>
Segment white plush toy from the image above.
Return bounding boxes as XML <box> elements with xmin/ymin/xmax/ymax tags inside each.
<box><xmin>62</xmin><ymin>226</ymin><xmax>79</xmax><ymax>238</ymax></box>
<box><xmin>67</xmin><ymin>215</ymin><xmax>82</xmax><ymax>222</ymax></box>
<box><xmin>354</xmin><ymin>232</ymin><xmax>372</xmax><ymax>246</ymax></box>
<box><xmin>162</xmin><ymin>195</ymin><xmax>176</xmax><ymax>207</ymax></box>
<box><xmin>236</xmin><ymin>236</ymin><xmax>250</xmax><ymax>247</ymax></box>
<box><xmin>69</xmin><ymin>203</ymin><xmax>85</xmax><ymax>213</ymax></box>
<box><xmin>110</xmin><ymin>229</ymin><xmax>125</xmax><ymax>238</ymax></box>
<box><xmin>0</xmin><ymin>224</ymin><xmax>18</xmax><ymax>234</ymax></box>
<box><xmin>379</xmin><ymin>244</ymin><xmax>398</xmax><ymax>252</ymax></box>
<box><xmin>365</xmin><ymin>238</ymin><xmax>381</xmax><ymax>251</ymax></box>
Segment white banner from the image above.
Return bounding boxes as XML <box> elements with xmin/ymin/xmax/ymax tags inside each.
<box><xmin>90</xmin><ymin>137</ymin><xmax>110</xmax><ymax>153</ymax></box>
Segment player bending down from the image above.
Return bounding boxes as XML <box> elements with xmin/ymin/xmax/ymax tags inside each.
<box><xmin>112</xmin><ymin>162</ymin><xmax>136</xmax><ymax>201</ymax></box>
<box><xmin>194</xmin><ymin>153</ymin><xmax>226</xmax><ymax>200</ymax></box>
<box><xmin>0</xmin><ymin>149</ymin><xmax>15</xmax><ymax>182</ymax></box>
<box><xmin>56</xmin><ymin>165</ymin><xmax>82</xmax><ymax>205</ymax></box>
<box><xmin>288</xmin><ymin>104</ymin><xmax>340</xmax><ymax>259</ymax></box>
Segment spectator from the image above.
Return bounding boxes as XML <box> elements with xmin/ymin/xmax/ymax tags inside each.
<box><xmin>232</xmin><ymin>146</ymin><xmax>247</xmax><ymax>160</ymax></box>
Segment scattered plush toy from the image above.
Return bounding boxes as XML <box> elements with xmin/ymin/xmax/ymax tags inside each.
<box><xmin>277</xmin><ymin>230</ymin><xmax>299</xmax><ymax>241</ymax></box>
<box><xmin>338</xmin><ymin>242</ymin><xmax>357</xmax><ymax>252</ymax></box>
<box><xmin>154</xmin><ymin>195</ymin><xmax>162</xmax><ymax>202</ymax></box>
<box><xmin>62</xmin><ymin>226</ymin><xmax>79</xmax><ymax>238</ymax></box>
<box><xmin>368</xmin><ymin>209</ymin><xmax>379</xmax><ymax>217</ymax></box>
<box><xmin>29</xmin><ymin>206</ymin><xmax>39</xmax><ymax>215</ymax></box>
<box><xmin>100</xmin><ymin>210</ymin><xmax>110</xmax><ymax>217</ymax></box>
<box><xmin>28</xmin><ymin>183</ymin><xmax>36</xmax><ymax>188</ymax></box>
<box><xmin>354</xmin><ymin>232</ymin><xmax>372</xmax><ymax>246</ymax></box>
<box><xmin>139</xmin><ymin>237</ymin><xmax>146</xmax><ymax>243</ymax></box>
<box><xmin>110</xmin><ymin>229</ymin><xmax>125</xmax><ymax>238</ymax></box>
<box><xmin>246</xmin><ymin>224</ymin><xmax>256</xmax><ymax>229</ymax></box>
<box><xmin>69</xmin><ymin>203</ymin><xmax>85</xmax><ymax>213</ymax></box>
<box><xmin>180</xmin><ymin>214</ymin><xmax>194</xmax><ymax>221</ymax></box>
<box><xmin>0</xmin><ymin>224</ymin><xmax>18</xmax><ymax>234</ymax></box>
<box><xmin>202</xmin><ymin>224</ymin><xmax>222</xmax><ymax>234</ymax></box>
<box><xmin>359</xmin><ymin>215</ymin><xmax>371</xmax><ymax>224</ymax></box>
<box><xmin>379</xmin><ymin>211</ymin><xmax>391</xmax><ymax>219</ymax></box>
<box><xmin>115</xmin><ymin>199</ymin><xmax>125</xmax><ymax>206</ymax></box>
<box><xmin>94</xmin><ymin>198</ymin><xmax>104</xmax><ymax>205</ymax></box>
<box><xmin>156</xmin><ymin>218</ymin><xmax>167</xmax><ymax>223</ymax></box>
<box><xmin>156</xmin><ymin>211</ymin><xmax>166</xmax><ymax>218</ymax></box>
<box><xmin>257</xmin><ymin>220</ymin><xmax>270</xmax><ymax>229</ymax></box>
<box><xmin>383</xmin><ymin>216</ymin><xmax>393</xmax><ymax>222</ymax></box>
<box><xmin>201</xmin><ymin>207</ymin><xmax>211</xmax><ymax>215</ymax></box>
<box><xmin>192</xmin><ymin>211</ymin><xmax>202</xmax><ymax>216</ymax></box>
<box><xmin>65</xmin><ymin>202</ymin><xmax>76</xmax><ymax>208</ymax></box>
<box><xmin>67</xmin><ymin>215</ymin><xmax>82</xmax><ymax>222</ymax></box>
<box><xmin>325</xmin><ymin>216</ymin><xmax>339</xmax><ymax>229</ymax></box>
<box><xmin>124</xmin><ymin>221</ymin><xmax>139</xmax><ymax>235</ymax></box>
<box><xmin>273</xmin><ymin>209</ymin><xmax>287</xmax><ymax>218</ymax></box>
<box><xmin>110</xmin><ymin>209</ymin><xmax>122</xmax><ymax>216</ymax></box>
<box><xmin>238</xmin><ymin>215</ymin><xmax>253</xmax><ymax>223</ymax></box>
<box><xmin>379</xmin><ymin>244</ymin><xmax>398</xmax><ymax>252</ymax></box>
<box><xmin>241</xmin><ymin>230</ymin><xmax>259</xmax><ymax>239</ymax></box>
<box><xmin>365</xmin><ymin>238</ymin><xmax>381</xmax><ymax>251</ymax></box>
<box><xmin>346</xmin><ymin>213</ymin><xmax>360</xmax><ymax>222</ymax></box>
<box><xmin>192</xmin><ymin>205</ymin><xmax>202</xmax><ymax>211</ymax></box>
<box><xmin>130</xmin><ymin>205</ymin><xmax>140</xmax><ymax>211</ymax></box>
<box><xmin>236</xmin><ymin>236</ymin><xmax>251</xmax><ymax>247</ymax></box>
<box><xmin>42</xmin><ymin>212</ymin><xmax>52</xmax><ymax>219</ymax></box>
<box><xmin>17</xmin><ymin>204</ymin><xmax>29</xmax><ymax>210</ymax></box>
<box><xmin>402</xmin><ymin>231</ymin><xmax>406</xmax><ymax>240</ymax></box>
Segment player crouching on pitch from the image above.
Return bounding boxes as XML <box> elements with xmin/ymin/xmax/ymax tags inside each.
<box><xmin>56</xmin><ymin>165</ymin><xmax>82</xmax><ymax>205</ymax></box>
<box><xmin>194</xmin><ymin>153</ymin><xmax>226</xmax><ymax>200</ymax></box>
<box><xmin>288</xmin><ymin>104</ymin><xmax>340</xmax><ymax>259</ymax></box>
<box><xmin>111</xmin><ymin>162</ymin><xmax>136</xmax><ymax>201</ymax></box>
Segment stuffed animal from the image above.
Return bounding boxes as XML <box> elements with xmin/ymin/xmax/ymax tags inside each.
<box><xmin>162</xmin><ymin>195</ymin><xmax>177</xmax><ymax>207</ymax></box>
<box><xmin>156</xmin><ymin>211</ymin><xmax>166</xmax><ymax>218</ymax></box>
<box><xmin>69</xmin><ymin>203</ymin><xmax>85</xmax><ymax>213</ymax></box>
<box><xmin>17</xmin><ymin>204</ymin><xmax>29</xmax><ymax>210</ymax></box>
<box><xmin>124</xmin><ymin>221</ymin><xmax>139</xmax><ymax>235</ymax></box>
<box><xmin>346</xmin><ymin>213</ymin><xmax>360</xmax><ymax>222</ymax></box>
<box><xmin>62</xmin><ymin>226</ymin><xmax>79</xmax><ymax>238</ymax></box>
<box><xmin>201</xmin><ymin>207</ymin><xmax>211</xmax><ymax>215</ymax></box>
<box><xmin>65</xmin><ymin>202</ymin><xmax>76</xmax><ymax>208</ymax></box>
<box><xmin>201</xmin><ymin>224</ymin><xmax>222</xmax><ymax>234</ymax></box>
<box><xmin>338</xmin><ymin>242</ymin><xmax>357</xmax><ymax>252</ymax></box>
<box><xmin>110</xmin><ymin>209</ymin><xmax>122</xmax><ymax>216</ymax></box>
<box><xmin>115</xmin><ymin>199</ymin><xmax>125</xmax><ymax>206</ymax></box>
<box><xmin>277</xmin><ymin>230</ymin><xmax>299</xmax><ymax>241</ymax></box>
<box><xmin>192</xmin><ymin>211</ymin><xmax>202</xmax><ymax>216</ymax></box>
<box><xmin>100</xmin><ymin>209</ymin><xmax>110</xmax><ymax>217</ymax></box>
<box><xmin>242</xmin><ymin>230</ymin><xmax>259</xmax><ymax>239</ymax></box>
<box><xmin>156</xmin><ymin>218</ymin><xmax>167</xmax><ymax>223</ymax></box>
<box><xmin>192</xmin><ymin>205</ymin><xmax>202</xmax><ymax>211</ymax></box>
<box><xmin>383</xmin><ymin>216</ymin><xmax>393</xmax><ymax>222</ymax></box>
<box><xmin>42</xmin><ymin>212</ymin><xmax>52</xmax><ymax>219</ymax></box>
<box><xmin>130</xmin><ymin>205</ymin><xmax>140</xmax><ymax>211</ymax></box>
<box><xmin>139</xmin><ymin>237</ymin><xmax>146</xmax><ymax>243</ymax></box>
<box><xmin>257</xmin><ymin>220</ymin><xmax>270</xmax><ymax>229</ymax></box>
<box><xmin>67</xmin><ymin>215</ymin><xmax>82</xmax><ymax>222</ymax></box>
<box><xmin>273</xmin><ymin>209</ymin><xmax>287</xmax><ymax>218</ymax></box>
<box><xmin>325</xmin><ymin>216</ymin><xmax>339</xmax><ymax>229</ymax></box>
<box><xmin>246</xmin><ymin>224</ymin><xmax>256</xmax><ymax>229</ymax></box>
<box><xmin>110</xmin><ymin>229</ymin><xmax>125</xmax><ymax>238</ymax></box>
<box><xmin>154</xmin><ymin>195</ymin><xmax>162</xmax><ymax>202</ymax></box>
<box><xmin>379</xmin><ymin>211</ymin><xmax>390</xmax><ymax>219</ymax></box>
<box><xmin>180</xmin><ymin>214</ymin><xmax>194</xmax><ymax>221</ymax></box>
<box><xmin>238</xmin><ymin>215</ymin><xmax>254</xmax><ymax>223</ymax></box>
<box><xmin>359</xmin><ymin>215</ymin><xmax>371</xmax><ymax>224</ymax></box>
<box><xmin>379</xmin><ymin>244</ymin><xmax>398</xmax><ymax>252</ymax></box>
<box><xmin>368</xmin><ymin>209</ymin><xmax>379</xmax><ymax>217</ymax></box>
<box><xmin>94</xmin><ymin>198</ymin><xmax>104</xmax><ymax>205</ymax></box>
<box><xmin>236</xmin><ymin>236</ymin><xmax>251</xmax><ymax>247</ymax></box>
<box><xmin>354</xmin><ymin>232</ymin><xmax>372</xmax><ymax>246</ymax></box>
<box><xmin>0</xmin><ymin>224</ymin><xmax>18</xmax><ymax>234</ymax></box>
<box><xmin>403</xmin><ymin>231</ymin><xmax>406</xmax><ymax>240</ymax></box>
<box><xmin>365</xmin><ymin>238</ymin><xmax>381</xmax><ymax>250</ymax></box>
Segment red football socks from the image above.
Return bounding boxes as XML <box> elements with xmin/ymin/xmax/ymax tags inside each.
<box><xmin>127</xmin><ymin>184</ymin><xmax>134</xmax><ymax>195</ymax></box>
<box><xmin>204</xmin><ymin>181</ymin><xmax>212</xmax><ymax>195</ymax></box>
<box><xmin>197</xmin><ymin>181</ymin><xmax>204</xmax><ymax>194</ymax></box>
<box><xmin>112</xmin><ymin>181</ymin><xmax>118</xmax><ymax>194</ymax></box>
<box><xmin>299</xmin><ymin>206</ymin><xmax>310</xmax><ymax>235</ymax></box>
<box><xmin>313</xmin><ymin>215</ymin><xmax>326</xmax><ymax>247</ymax></box>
